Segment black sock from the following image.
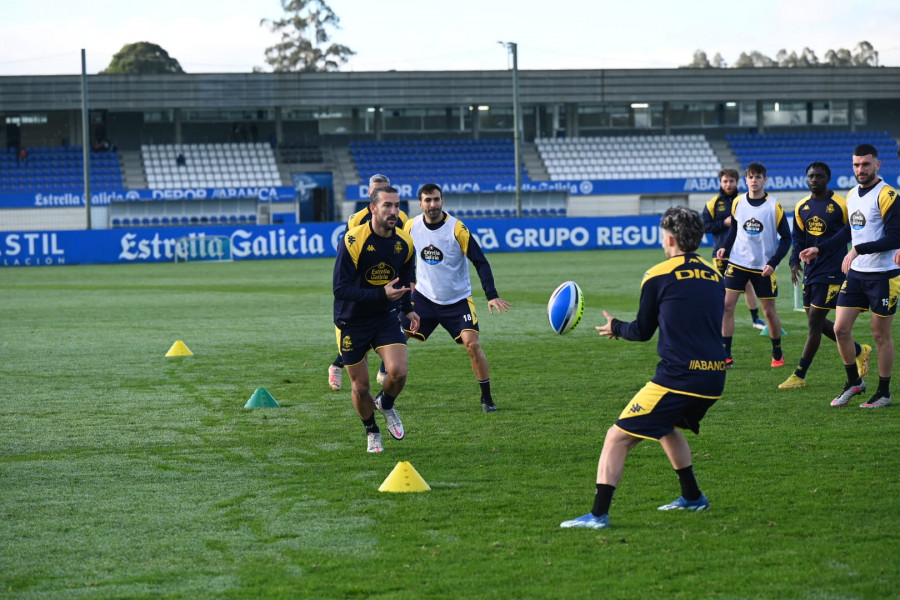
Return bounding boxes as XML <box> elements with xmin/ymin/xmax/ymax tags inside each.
<box><xmin>723</xmin><ymin>336</ymin><xmax>733</xmax><ymax>357</ymax></box>
<box><xmin>379</xmin><ymin>363</ymin><xmax>387</xmax><ymax>375</ymax></box>
<box><xmin>794</xmin><ymin>357</ymin><xmax>812</xmax><ymax>378</ymax></box>
<box><xmin>771</xmin><ymin>337</ymin><xmax>783</xmax><ymax>360</ymax></box>
<box><xmin>854</xmin><ymin>342</ymin><xmax>862</xmax><ymax>356</ymax></box>
<box><xmin>878</xmin><ymin>376</ymin><xmax>891</xmax><ymax>397</ymax></box>
<box><xmin>362</xmin><ymin>414</ymin><xmax>379</xmax><ymax>434</ymax></box>
<box><xmin>478</xmin><ymin>379</ymin><xmax>492</xmax><ymax>402</ymax></box>
<box><xmin>675</xmin><ymin>466</ymin><xmax>701</xmax><ymax>501</ymax></box>
<box><xmin>750</xmin><ymin>308</ymin><xmax>759</xmax><ymax>322</ymax></box>
<box><xmin>379</xmin><ymin>391</ymin><xmax>396</xmax><ymax>410</ymax></box>
<box><xmin>332</xmin><ymin>355</ymin><xmax>344</xmax><ymax>368</ymax></box>
<box><xmin>592</xmin><ymin>483</ymin><xmax>615</xmax><ymax>517</ymax></box>
<box><xmin>844</xmin><ymin>363</ymin><xmax>861</xmax><ymax>385</ymax></box>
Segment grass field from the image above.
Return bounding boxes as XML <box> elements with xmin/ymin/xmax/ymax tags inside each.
<box><xmin>1</xmin><ymin>249</ymin><xmax>898</xmax><ymax>599</ymax></box>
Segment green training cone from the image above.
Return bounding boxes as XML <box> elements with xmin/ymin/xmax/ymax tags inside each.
<box><xmin>244</xmin><ymin>387</ymin><xmax>280</xmax><ymax>408</ymax></box>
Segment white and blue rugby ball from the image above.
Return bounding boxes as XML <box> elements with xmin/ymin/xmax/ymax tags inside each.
<box><xmin>548</xmin><ymin>281</ymin><xmax>585</xmax><ymax>335</ymax></box>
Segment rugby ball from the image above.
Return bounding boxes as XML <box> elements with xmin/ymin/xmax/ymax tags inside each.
<box><xmin>548</xmin><ymin>281</ymin><xmax>584</xmax><ymax>335</ymax></box>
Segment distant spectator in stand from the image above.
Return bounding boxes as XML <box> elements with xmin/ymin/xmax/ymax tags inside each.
<box><xmin>176</xmin><ymin>152</ymin><xmax>186</xmax><ymax>167</ymax></box>
<box><xmin>17</xmin><ymin>146</ymin><xmax>28</xmax><ymax>165</ymax></box>
<box><xmin>702</xmin><ymin>168</ymin><xmax>766</xmax><ymax>330</ymax></box>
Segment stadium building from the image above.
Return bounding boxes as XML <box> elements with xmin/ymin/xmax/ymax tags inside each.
<box><xmin>1</xmin><ymin>67</ymin><xmax>898</xmax><ymax>245</ymax></box>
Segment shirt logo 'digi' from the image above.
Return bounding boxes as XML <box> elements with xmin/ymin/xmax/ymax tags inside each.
<box><xmin>743</xmin><ymin>217</ymin><xmax>763</xmax><ymax>235</ymax></box>
<box><xmin>365</xmin><ymin>261</ymin><xmax>396</xmax><ymax>286</ymax></box>
<box><xmin>850</xmin><ymin>210</ymin><xmax>866</xmax><ymax>230</ymax></box>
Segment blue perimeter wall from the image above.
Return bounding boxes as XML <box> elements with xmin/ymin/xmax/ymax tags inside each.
<box><xmin>0</xmin><ymin>215</ymin><xmax>716</xmax><ymax>268</ymax></box>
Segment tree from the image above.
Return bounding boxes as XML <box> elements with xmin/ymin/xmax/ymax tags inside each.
<box><xmin>711</xmin><ymin>52</ymin><xmax>727</xmax><ymax>68</ymax></box>
<box><xmin>852</xmin><ymin>40</ymin><xmax>877</xmax><ymax>66</ymax></box>
<box><xmin>681</xmin><ymin>50</ymin><xmax>711</xmax><ymax>69</ymax></box>
<box><xmin>100</xmin><ymin>42</ymin><xmax>185</xmax><ymax>74</ymax></box>
<box><xmin>734</xmin><ymin>51</ymin><xmax>776</xmax><ymax>68</ymax></box>
<box><xmin>824</xmin><ymin>48</ymin><xmax>853</xmax><ymax>67</ymax></box>
<box><xmin>260</xmin><ymin>0</ymin><xmax>355</xmax><ymax>72</ymax></box>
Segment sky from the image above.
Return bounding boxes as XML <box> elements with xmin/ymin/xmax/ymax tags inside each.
<box><xmin>1</xmin><ymin>0</ymin><xmax>899</xmax><ymax>76</ymax></box>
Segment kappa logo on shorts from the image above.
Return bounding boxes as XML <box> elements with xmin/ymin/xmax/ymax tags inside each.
<box><xmin>628</xmin><ymin>403</ymin><xmax>644</xmax><ymax>414</ymax></box>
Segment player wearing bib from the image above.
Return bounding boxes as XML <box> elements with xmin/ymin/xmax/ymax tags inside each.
<box><xmin>333</xmin><ymin>186</ymin><xmax>420</xmax><ymax>452</ymax></box>
<box><xmin>702</xmin><ymin>168</ymin><xmax>765</xmax><ymax>329</ymax></box>
<box><xmin>800</xmin><ymin>144</ymin><xmax>900</xmax><ymax>408</ymax></box>
<box><xmin>561</xmin><ymin>207</ymin><xmax>725</xmax><ymax>530</ymax></box>
<box><xmin>401</xmin><ymin>183</ymin><xmax>510</xmax><ymax>412</ymax></box>
<box><xmin>329</xmin><ymin>174</ymin><xmax>409</xmax><ymax>392</ymax></box>
<box><xmin>717</xmin><ymin>163</ymin><xmax>791</xmax><ymax>368</ymax></box>
<box><xmin>779</xmin><ymin>162</ymin><xmax>870</xmax><ymax>390</ymax></box>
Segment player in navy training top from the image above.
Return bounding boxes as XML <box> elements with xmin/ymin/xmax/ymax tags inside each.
<box><xmin>333</xmin><ymin>185</ymin><xmax>420</xmax><ymax>452</ymax></box>
<box><xmin>561</xmin><ymin>206</ymin><xmax>726</xmax><ymax>530</ymax></box>
<box><xmin>779</xmin><ymin>162</ymin><xmax>870</xmax><ymax>390</ymax></box>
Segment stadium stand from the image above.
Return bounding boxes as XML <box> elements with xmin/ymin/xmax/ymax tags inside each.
<box><xmin>108</xmin><ymin>197</ymin><xmax>258</xmax><ymax>228</ymax></box>
<box><xmin>536</xmin><ymin>134</ymin><xmax>721</xmax><ymax>181</ymax></box>
<box><xmin>0</xmin><ymin>146</ymin><xmax>124</xmax><ymax>192</ymax></box>
<box><xmin>727</xmin><ymin>131</ymin><xmax>900</xmax><ymax>173</ymax></box>
<box><xmin>278</xmin><ymin>143</ymin><xmax>324</xmax><ymax>164</ymax></box>
<box><xmin>142</xmin><ymin>142</ymin><xmax>282</xmax><ymax>189</ymax></box>
<box><xmin>349</xmin><ymin>138</ymin><xmax>529</xmax><ymax>184</ymax></box>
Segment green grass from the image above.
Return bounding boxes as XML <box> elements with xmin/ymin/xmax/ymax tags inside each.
<box><xmin>1</xmin><ymin>250</ymin><xmax>898</xmax><ymax>599</ymax></box>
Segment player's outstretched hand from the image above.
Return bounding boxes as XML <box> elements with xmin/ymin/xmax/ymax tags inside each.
<box><xmin>798</xmin><ymin>247</ymin><xmax>819</xmax><ymax>264</ymax></box>
<box><xmin>406</xmin><ymin>311</ymin><xmax>420</xmax><ymax>334</ymax></box>
<box><xmin>384</xmin><ymin>277</ymin><xmax>411</xmax><ymax>301</ymax></box>
<box><xmin>596</xmin><ymin>310</ymin><xmax>617</xmax><ymax>340</ymax></box>
<box><xmin>487</xmin><ymin>297</ymin><xmax>511</xmax><ymax>315</ymax></box>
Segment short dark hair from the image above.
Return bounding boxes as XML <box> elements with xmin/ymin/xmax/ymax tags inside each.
<box><xmin>370</xmin><ymin>185</ymin><xmax>399</xmax><ymax>204</ymax></box>
<box><xmin>854</xmin><ymin>144</ymin><xmax>879</xmax><ymax>158</ymax></box>
<box><xmin>417</xmin><ymin>182</ymin><xmax>442</xmax><ymax>200</ymax></box>
<box><xmin>368</xmin><ymin>174</ymin><xmax>391</xmax><ymax>198</ymax></box>
<box><xmin>746</xmin><ymin>162</ymin><xmax>767</xmax><ymax>177</ymax></box>
<box><xmin>717</xmin><ymin>168</ymin><xmax>739</xmax><ymax>181</ymax></box>
<box><xmin>806</xmin><ymin>161</ymin><xmax>831</xmax><ymax>180</ymax></box>
<box><xmin>660</xmin><ymin>206</ymin><xmax>704</xmax><ymax>253</ymax></box>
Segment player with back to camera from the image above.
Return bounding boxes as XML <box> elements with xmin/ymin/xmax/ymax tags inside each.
<box><xmin>561</xmin><ymin>206</ymin><xmax>726</xmax><ymax>530</ymax></box>
<box><xmin>333</xmin><ymin>185</ymin><xmax>419</xmax><ymax>453</ymax></box>
<box><xmin>717</xmin><ymin>162</ymin><xmax>792</xmax><ymax>368</ymax></box>
<box><xmin>779</xmin><ymin>162</ymin><xmax>871</xmax><ymax>390</ymax></box>
<box><xmin>799</xmin><ymin>144</ymin><xmax>900</xmax><ymax>408</ymax></box>
<box><xmin>401</xmin><ymin>183</ymin><xmax>511</xmax><ymax>412</ymax></box>
<box><xmin>702</xmin><ymin>168</ymin><xmax>767</xmax><ymax>330</ymax></box>
<box><xmin>328</xmin><ymin>174</ymin><xmax>410</xmax><ymax>392</ymax></box>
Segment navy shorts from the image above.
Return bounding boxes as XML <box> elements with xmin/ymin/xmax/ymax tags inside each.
<box><xmin>802</xmin><ymin>281</ymin><xmax>843</xmax><ymax>311</ymax></box>
<box><xmin>402</xmin><ymin>291</ymin><xmax>479</xmax><ymax>343</ymax></box>
<box><xmin>615</xmin><ymin>382</ymin><xmax>718</xmax><ymax>441</ymax></box>
<box><xmin>335</xmin><ymin>311</ymin><xmax>407</xmax><ymax>367</ymax></box>
<box><xmin>837</xmin><ymin>271</ymin><xmax>900</xmax><ymax>317</ymax></box>
<box><xmin>723</xmin><ymin>263</ymin><xmax>778</xmax><ymax>299</ymax></box>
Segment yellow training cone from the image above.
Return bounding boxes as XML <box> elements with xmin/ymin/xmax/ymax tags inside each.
<box><xmin>378</xmin><ymin>461</ymin><xmax>431</xmax><ymax>493</ymax></box>
<box><xmin>165</xmin><ymin>340</ymin><xmax>193</xmax><ymax>357</ymax></box>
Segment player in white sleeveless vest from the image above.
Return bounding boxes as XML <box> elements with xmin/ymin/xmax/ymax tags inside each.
<box><xmin>800</xmin><ymin>144</ymin><xmax>900</xmax><ymax>408</ymax></box>
<box><xmin>717</xmin><ymin>163</ymin><xmax>792</xmax><ymax>369</ymax></box>
<box><xmin>402</xmin><ymin>183</ymin><xmax>511</xmax><ymax>412</ymax></box>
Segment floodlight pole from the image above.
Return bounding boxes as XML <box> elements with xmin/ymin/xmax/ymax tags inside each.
<box><xmin>81</xmin><ymin>49</ymin><xmax>92</xmax><ymax>229</ymax></box>
<box><xmin>500</xmin><ymin>42</ymin><xmax>523</xmax><ymax>217</ymax></box>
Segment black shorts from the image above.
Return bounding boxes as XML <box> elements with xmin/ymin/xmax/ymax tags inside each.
<box><xmin>802</xmin><ymin>281</ymin><xmax>842</xmax><ymax>311</ymax></box>
<box><xmin>837</xmin><ymin>271</ymin><xmax>900</xmax><ymax>317</ymax></box>
<box><xmin>335</xmin><ymin>311</ymin><xmax>407</xmax><ymax>367</ymax></box>
<box><xmin>402</xmin><ymin>291</ymin><xmax>479</xmax><ymax>343</ymax></box>
<box><xmin>615</xmin><ymin>382</ymin><xmax>718</xmax><ymax>441</ymax></box>
<box><xmin>724</xmin><ymin>263</ymin><xmax>778</xmax><ymax>299</ymax></box>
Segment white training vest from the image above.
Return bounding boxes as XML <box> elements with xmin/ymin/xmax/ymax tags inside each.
<box><xmin>407</xmin><ymin>214</ymin><xmax>471</xmax><ymax>305</ymax></box>
<box><xmin>729</xmin><ymin>194</ymin><xmax>780</xmax><ymax>271</ymax></box>
<box><xmin>846</xmin><ymin>180</ymin><xmax>897</xmax><ymax>273</ymax></box>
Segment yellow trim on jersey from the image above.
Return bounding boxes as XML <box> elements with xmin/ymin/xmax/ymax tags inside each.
<box><xmin>454</xmin><ymin>219</ymin><xmax>470</xmax><ymax>255</ymax></box>
<box><xmin>878</xmin><ymin>185</ymin><xmax>898</xmax><ymax>218</ymax></box>
<box><xmin>343</xmin><ymin>222</ymin><xmax>415</xmax><ymax>265</ymax></box>
<box><xmin>641</xmin><ymin>255</ymin><xmax>721</xmax><ymax>288</ymax></box>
